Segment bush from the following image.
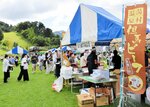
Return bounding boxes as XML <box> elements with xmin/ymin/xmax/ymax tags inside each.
<box><xmin>21</xmin><ymin>29</ymin><xmax>29</xmax><ymax>38</ymax></box>
<box><xmin>32</xmin><ymin>36</ymin><xmax>47</xmax><ymax>46</ymax></box>
<box><xmin>13</xmin><ymin>42</ymin><xmax>18</xmax><ymax>47</ymax></box>
<box><xmin>0</xmin><ymin>29</ymin><xmax>4</xmax><ymax>41</ymax></box>
<box><xmin>2</xmin><ymin>40</ymin><xmax>9</xmax><ymax>47</ymax></box>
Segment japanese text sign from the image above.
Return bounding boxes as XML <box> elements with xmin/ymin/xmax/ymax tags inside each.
<box><xmin>124</xmin><ymin>4</ymin><xmax>147</xmax><ymax>94</ymax></box>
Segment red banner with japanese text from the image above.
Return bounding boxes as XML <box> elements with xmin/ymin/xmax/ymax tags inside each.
<box><xmin>124</xmin><ymin>4</ymin><xmax>147</xmax><ymax>94</ymax></box>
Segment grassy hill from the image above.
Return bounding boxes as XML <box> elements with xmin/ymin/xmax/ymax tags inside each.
<box><xmin>0</xmin><ymin>32</ymin><xmax>32</xmax><ymax>55</ymax></box>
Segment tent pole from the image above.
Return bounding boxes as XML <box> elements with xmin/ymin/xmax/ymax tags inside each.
<box><xmin>119</xmin><ymin>2</ymin><xmax>125</xmax><ymax>107</ymax></box>
<box><xmin>60</xmin><ymin>40</ymin><xmax>63</xmax><ymax>67</ymax></box>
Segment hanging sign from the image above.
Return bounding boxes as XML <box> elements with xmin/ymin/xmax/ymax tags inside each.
<box><xmin>76</xmin><ymin>41</ymin><xmax>93</xmax><ymax>52</ymax></box>
<box><xmin>124</xmin><ymin>4</ymin><xmax>147</xmax><ymax>94</ymax></box>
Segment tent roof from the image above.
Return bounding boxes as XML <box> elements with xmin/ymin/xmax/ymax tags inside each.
<box><xmin>62</xmin><ymin>4</ymin><xmax>150</xmax><ymax>46</ymax></box>
<box><xmin>84</xmin><ymin>4</ymin><xmax>122</xmax><ymax>25</ymax></box>
<box><xmin>61</xmin><ymin>4</ymin><xmax>123</xmax><ymax>45</ymax></box>
<box><xmin>7</xmin><ymin>46</ymin><xmax>28</xmax><ymax>54</ymax></box>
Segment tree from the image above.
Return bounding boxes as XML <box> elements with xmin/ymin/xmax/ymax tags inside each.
<box><xmin>32</xmin><ymin>36</ymin><xmax>47</xmax><ymax>46</ymax></box>
<box><xmin>13</xmin><ymin>42</ymin><xmax>18</xmax><ymax>47</ymax></box>
<box><xmin>50</xmin><ymin>35</ymin><xmax>60</xmax><ymax>46</ymax></box>
<box><xmin>44</xmin><ymin>28</ymin><xmax>53</xmax><ymax>38</ymax></box>
<box><xmin>0</xmin><ymin>29</ymin><xmax>4</xmax><ymax>41</ymax></box>
<box><xmin>0</xmin><ymin>21</ymin><xmax>14</xmax><ymax>32</ymax></box>
<box><xmin>31</xmin><ymin>21</ymin><xmax>45</xmax><ymax>35</ymax></box>
<box><xmin>15</xmin><ymin>21</ymin><xmax>31</xmax><ymax>32</ymax></box>
<box><xmin>21</xmin><ymin>29</ymin><xmax>29</xmax><ymax>38</ymax></box>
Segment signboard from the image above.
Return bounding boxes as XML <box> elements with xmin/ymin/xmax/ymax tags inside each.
<box><xmin>76</xmin><ymin>41</ymin><xmax>93</xmax><ymax>52</ymax></box>
<box><xmin>124</xmin><ymin>4</ymin><xmax>147</xmax><ymax>94</ymax></box>
<box><xmin>62</xmin><ymin>32</ymin><xmax>66</xmax><ymax>39</ymax></box>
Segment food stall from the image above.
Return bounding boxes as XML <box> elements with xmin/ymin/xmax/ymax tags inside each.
<box><xmin>61</xmin><ymin>3</ymin><xmax>123</xmax><ymax>107</ymax></box>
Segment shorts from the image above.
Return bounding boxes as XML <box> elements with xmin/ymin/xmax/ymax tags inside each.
<box><xmin>32</xmin><ymin>64</ymin><xmax>37</xmax><ymax>68</ymax></box>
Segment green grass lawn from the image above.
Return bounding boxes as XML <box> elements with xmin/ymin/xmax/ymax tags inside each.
<box><xmin>3</xmin><ymin>32</ymin><xmax>32</xmax><ymax>49</ymax></box>
<box><xmin>0</xmin><ymin>60</ymin><xmax>149</xmax><ymax>107</ymax></box>
<box><xmin>0</xmin><ymin>49</ymin><xmax>7</xmax><ymax>56</ymax></box>
<box><xmin>0</xmin><ymin>61</ymin><xmax>78</xmax><ymax>107</ymax></box>
<box><xmin>0</xmin><ymin>32</ymin><xmax>33</xmax><ymax>55</ymax></box>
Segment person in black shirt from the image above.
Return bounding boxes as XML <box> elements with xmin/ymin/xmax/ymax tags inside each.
<box><xmin>87</xmin><ymin>47</ymin><xmax>98</xmax><ymax>75</ymax></box>
<box><xmin>31</xmin><ymin>54</ymin><xmax>38</xmax><ymax>73</ymax></box>
<box><xmin>145</xmin><ymin>50</ymin><xmax>149</xmax><ymax>67</ymax></box>
<box><xmin>112</xmin><ymin>50</ymin><xmax>121</xmax><ymax>70</ymax></box>
<box><xmin>15</xmin><ymin>56</ymin><xmax>19</xmax><ymax>66</ymax></box>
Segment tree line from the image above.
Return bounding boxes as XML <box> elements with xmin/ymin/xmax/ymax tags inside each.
<box><xmin>0</xmin><ymin>21</ymin><xmax>60</xmax><ymax>48</ymax></box>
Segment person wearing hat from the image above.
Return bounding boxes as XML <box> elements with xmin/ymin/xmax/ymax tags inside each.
<box><xmin>87</xmin><ymin>47</ymin><xmax>98</xmax><ymax>75</ymax></box>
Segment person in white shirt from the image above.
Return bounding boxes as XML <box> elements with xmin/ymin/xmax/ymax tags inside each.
<box><xmin>17</xmin><ymin>54</ymin><xmax>29</xmax><ymax>81</ymax></box>
<box><xmin>3</xmin><ymin>54</ymin><xmax>13</xmax><ymax>83</ymax></box>
<box><xmin>53</xmin><ymin>51</ymin><xmax>57</xmax><ymax>64</ymax></box>
<box><xmin>80</xmin><ymin>53</ymin><xmax>87</xmax><ymax>68</ymax></box>
<box><xmin>38</xmin><ymin>54</ymin><xmax>44</xmax><ymax>71</ymax></box>
<box><xmin>46</xmin><ymin>53</ymin><xmax>53</xmax><ymax>74</ymax></box>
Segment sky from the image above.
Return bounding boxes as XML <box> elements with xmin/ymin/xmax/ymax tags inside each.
<box><xmin>0</xmin><ymin>0</ymin><xmax>150</xmax><ymax>32</ymax></box>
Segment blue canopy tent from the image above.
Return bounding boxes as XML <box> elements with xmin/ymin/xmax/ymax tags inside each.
<box><xmin>51</xmin><ymin>48</ymin><xmax>56</xmax><ymax>53</ymax></box>
<box><xmin>57</xmin><ymin>46</ymin><xmax>72</xmax><ymax>51</ymax></box>
<box><xmin>7</xmin><ymin>46</ymin><xmax>28</xmax><ymax>54</ymax></box>
<box><xmin>47</xmin><ymin>48</ymin><xmax>56</xmax><ymax>53</ymax></box>
<box><xmin>111</xmin><ymin>18</ymin><xmax>150</xmax><ymax>44</ymax></box>
<box><xmin>62</xmin><ymin>46</ymin><xmax>71</xmax><ymax>51</ymax></box>
<box><xmin>61</xmin><ymin>4</ymin><xmax>150</xmax><ymax>45</ymax></box>
<box><xmin>61</xmin><ymin>4</ymin><xmax>123</xmax><ymax>45</ymax></box>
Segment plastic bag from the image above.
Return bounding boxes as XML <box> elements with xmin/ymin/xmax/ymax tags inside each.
<box><xmin>91</xmin><ymin>69</ymin><xmax>109</xmax><ymax>80</ymax></box>
<box><xmin>52</xmin><ymin>76</ymin><xmax>63</xmax><ymax>92</ymax></box>
<box><xmin>60</xmin><ymin>66</ymin><xmax>73</xmax><ymax>79</ymax></box>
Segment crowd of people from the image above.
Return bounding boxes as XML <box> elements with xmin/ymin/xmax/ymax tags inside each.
<box><xmin>2</xmin><ymin>50</ymin><xmax>62</xmax><ymax>83</ymax></box>
<box><xmin>62</xmin><ymin>47</ymin><xmax>121</xmax><ymax>75</ymax></box>
<box><xmin>2</xmin><ymin>47</ymin><xmax>121</xmax><ymax>83</ymax></box>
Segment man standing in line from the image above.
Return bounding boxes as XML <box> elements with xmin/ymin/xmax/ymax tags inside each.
<box><xmin>31</xmin><ymin>53</ymin><xmax>38</xmax><ymax>73</ymax></box>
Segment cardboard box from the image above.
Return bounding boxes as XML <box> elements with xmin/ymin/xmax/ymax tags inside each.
<box><xmin>77</xmin><ymin>94</ymin><xmax>94</xmax><ymax>106</ymax></box>
<box><xmin>89</xmin><ymin>87</ymin><xmax>102</xmax><ymax>95</ymax></box>
<box><xmin>78</xmin><ymin>103</ymin><xmax>94</xmax><ymax>107</ymax></box>
<box><xmin>89</xmin><ymin>87</ymin><xmax>110</xmax><ymax>106</ymax></box>
<box><xmin>96</xmin><ymin>95</ymin><xmax>109</xmax><ymax>106</ymax></box>
<box><xmin>89</xmin><ymin>87</ymin><xmax>111</xmax><ymax>96</ymax></box>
